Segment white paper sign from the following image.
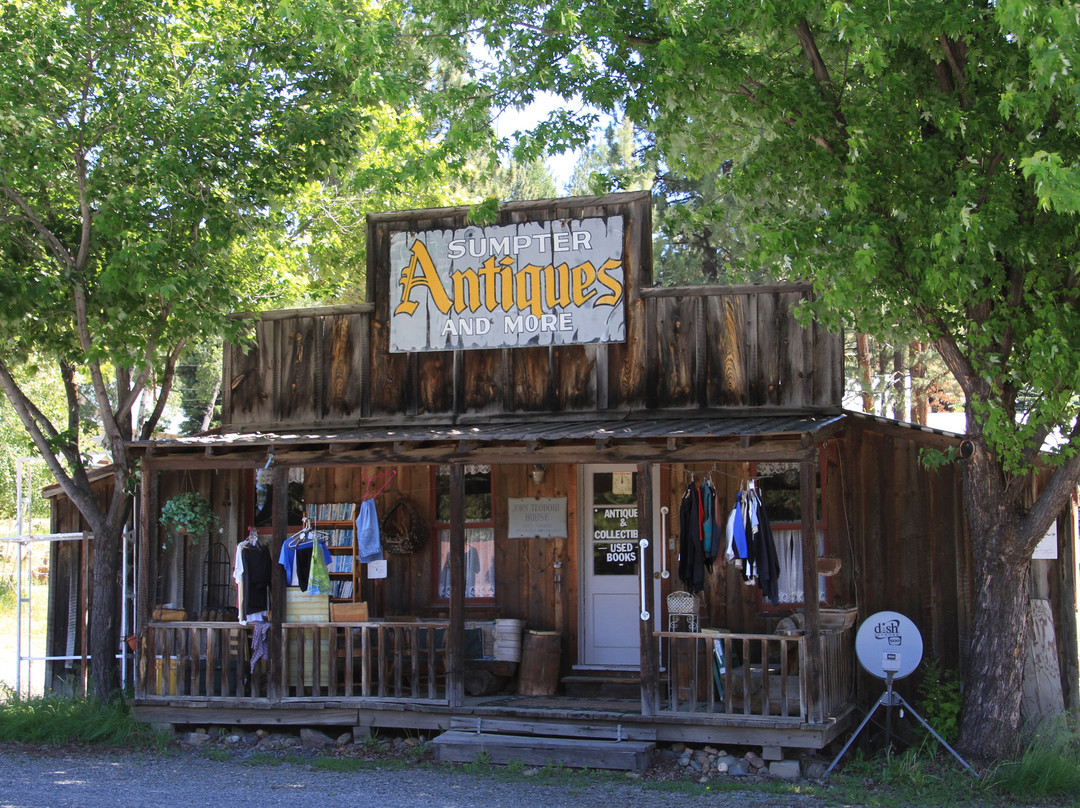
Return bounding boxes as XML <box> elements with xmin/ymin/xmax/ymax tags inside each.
<box><xmin>366</xmin><ymin>559</ymin><xmax>388</xmax><ymax>579</ymax></box>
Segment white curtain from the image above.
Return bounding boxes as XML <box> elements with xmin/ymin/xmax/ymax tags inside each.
<box><xmin>773</xmin><ymin>528</ymin><xmax>826</xmax><ymax>604</ymax></box>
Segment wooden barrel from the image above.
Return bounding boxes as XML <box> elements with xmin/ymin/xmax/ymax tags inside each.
<box><xmin>517</xmin><ymin>630</ymin><xmax>561</xmax><ymax>695</ymax></box>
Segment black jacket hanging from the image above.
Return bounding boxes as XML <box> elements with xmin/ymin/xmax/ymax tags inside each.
<box><xmin>700</xmin><ymin>480</ymin><xmax>720</xmax><ymax>573</ymax></box>
<box><xmin>678</xmin><ymin>483</ymin><xmax>705</xmax><ymax>593</ymax></box>
<box><xmin>754</xmin><ymin>499</ymin><xmax>782</xmax><ymax>606</ymax></box>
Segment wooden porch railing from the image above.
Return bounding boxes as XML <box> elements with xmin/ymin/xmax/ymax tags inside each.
<box><xmin>655</xmin><ymin>627</ymin><xmax>855</xmax><ymax>720</ymax></box>
<box><xmin>139</xmin><ymin>621</ymin><xmax>451</xmax><ymax>702</ymax></box>
<box><xmin>280</xmin><ymin>622</ymin><xmax>447</xmax><ymax>701</ymax></box>
<box><xmin>141</xmin><ymin>622</ymin><xmax>269</xmax><ymax>699</ymax></box>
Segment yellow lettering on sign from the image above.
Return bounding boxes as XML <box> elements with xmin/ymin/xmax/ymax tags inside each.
<box><xmin>451</xmin><ymin>265</ymin><xmax>482</xmax><ymax>314</ymax></box>
<box><xmin>396</xmin><ymin>240</ymin><xmax>625</xmax><ymax>318</ymax></box>
<box><xmin>516</xmin><ymin>263</ymin><xmax>544</xmax><ymax>317</ymax></box>
<box><xmin>395</xmin><ymin>240</ymin><xmax>452</xmax><ymax>315</ymax></box>
<box><xmin>595</xmin><ymin>258</ymin><xmax>624</xmax><ymax>307</ymax></box>
<box><xmin>571</xmin><ymin>261</ymin><xmax>598</xmax><ymax>306</ymax></box>
<box><xmin>543</xmin><ymin>262</ymin><xmax>572</xmax><ymax>309</ymax></box>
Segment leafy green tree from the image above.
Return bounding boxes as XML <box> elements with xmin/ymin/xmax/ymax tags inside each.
<box><xmin>419</xmin><ymin>0</ymin><xmax>1080</xmax><ymax>757</ymax></box>
<box><xmin>482</xmin><ymin>157</ymin><xmax>559</xmax><ymax>202</ymax></box>
<box><xmin>0</xmin><ymin>0</ymin><xmax>454</xmax><ymax>700</ymax></box>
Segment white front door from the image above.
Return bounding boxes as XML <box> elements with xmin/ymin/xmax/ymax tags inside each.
<box><xmin>579</xmin><ymin>465</ymin><xmax>659</xmax><ymax>669</ymax></box>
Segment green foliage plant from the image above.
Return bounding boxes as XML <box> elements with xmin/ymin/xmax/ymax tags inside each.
<box><xmin>159</xmin><ymin>492</ymin><xmax>218</xmax><ymax>546</ymax></box>
<box><xmin>915</xmin><ymin>660</ymin><xmax>963</xmax><ymax>747</ymax></box>
<box><xmin>0</xmin><ymin>0</ymin><xmax>469</xmax><ymax>701</ymax></box>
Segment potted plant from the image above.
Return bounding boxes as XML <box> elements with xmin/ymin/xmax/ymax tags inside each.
<box><xmin>160</xmin><ymin>491</ymin><xmax>218</xmax><ymax>545</ymax></box>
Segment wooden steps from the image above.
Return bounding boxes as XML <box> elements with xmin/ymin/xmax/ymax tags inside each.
<box><xmin>433</xmin><ymin>716</ymin><xmax>655</xmax><ymax>772</ymax></box>
<box><xmin>561</xmin><ymin>674</ymin><xmax>640</xmax><ymax>699</ymax></box>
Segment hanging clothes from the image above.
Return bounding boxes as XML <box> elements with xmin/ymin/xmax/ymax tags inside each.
<box><xmin>241</xmin><ymin>542</ymin><xmax>272</xmax><ymax>616</ymax></box>
<box><xmin>699</xmin><ymin>479</ymin><xmax>720</xmax><ymax>573</ymax></box>
<box><xmin>355</xmin><ymin>499</ymin><xmax>383</xmax><ymax>563</ymax></box>
<box><xmin>278</xmin><ymin>534</ymin><xmax>331</xmax><ymax>591</ymax></box>
<box><xmin>724</xmin><ymin>491</ymin><xmax>750</xmax><ymax>562</ymax></box>
<box><xmin>250</xmin><ymin>622</ymin><xmax>270</xmax><ymax>672</ymax></box>
<box><xmin>305</xmin><ymin>541</ymin><xmax>332</xmax><ymax>595</ymax></box>
<box><xmin>233</xmin><ymin>527</ymin><xmax>271</xmax><ymax>624</ymax></box>
<box><xmin>678</xmin><ymin>482</ymin><xmax>706</xmax><ymax>593</ymax></box>
<box><xmin>753</xmin><ymin>496</ymin><xmax>782</xmax><ymax>606</ymax></box>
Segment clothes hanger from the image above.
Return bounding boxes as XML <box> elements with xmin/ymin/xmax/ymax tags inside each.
<box><xmin>361</xmin><ymin>468</ymin><xmax>397</xmax><ymax>501</ymax></box>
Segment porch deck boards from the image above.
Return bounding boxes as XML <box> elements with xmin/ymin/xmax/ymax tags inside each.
<box><xmin>132</xmin><ymin>692</ymin><xmax>854</xmax><ymax>751</ymax></box>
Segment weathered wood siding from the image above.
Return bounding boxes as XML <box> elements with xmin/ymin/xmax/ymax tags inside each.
<box><xmin>660</xmin><ymin>424</ymin><xmax>973</xmax><ymax>706</ymax></box>
<box><xmin>223</xmin><ymin>193</ymin><xmax>842</xmax><ymax>430</ymax></box>
<box><xmin>828</xmin><ymin>420</ymin><xmax>971</xmax><ymax>704</ymax></box>
<box><xmin>302</xmin><ymin>463</ymin><xmax>578</xmax><ymax>668</ymax></box>
<box><xmin>44</xmin><ymin>477</ymin><xmax>113</xmax><ymax>693</ymax></box>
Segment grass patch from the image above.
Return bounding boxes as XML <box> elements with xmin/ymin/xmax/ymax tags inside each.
<box><xmin>0</xmin><ymin>690</ymin><xmax>163</xmax><ymax>749</ymax></box>
<box><xmin>985</xmin><ymin>716</ymin><xmax>1080</xmax><ymax>804</ymax></box>
<box><xmin>826</xmin><ymin>745</ymin><xmax>986</xmax><ymax>807</ymax></box>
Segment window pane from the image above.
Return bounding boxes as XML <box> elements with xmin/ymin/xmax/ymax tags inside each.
<box><xmin>436</xmin><ymin>466</ymin><xmax>492</xmax><ymax>524</ymax></box>
<box><xmin>756</xmin><ymin>464</ymin><xmax>820</xmax><ymax>523</ymax></box>
<box><xmin>437</xmin><ymin>527</ymin><xmax>495</xmax><ymax>598</ymax></box>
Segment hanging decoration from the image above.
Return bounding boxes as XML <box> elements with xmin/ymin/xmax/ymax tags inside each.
<box><xmin>160</xmin><ymin>491</ymin><xmax>218</xmax><ymax>547</ymax></box>
<box><xmin>380</xmin><ymin>497</ymin><xmax>427</xmax><ymax>554</ymax></box>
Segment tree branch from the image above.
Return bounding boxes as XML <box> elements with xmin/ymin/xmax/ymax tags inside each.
<box><xmin>71</xmin><ymin>283</ymin><xmax>127</xmax><ymax>463</ymax></box>
<box><xmin>138</xmin><ymin>339</ymin><xmax>186</xmax><ymax>440</ymax></box>
<box><xmin>795</xmin><ymin>19</ymin><xmax>847</xmax><ymax>132</ymax></box>
<box><xmin>0</xmin><ymin>186</ymin><xmax>76</xmax><ymax>271</ymax></box>
<box><xmin>938</xmin><ymin>35</ymin><xmax>969</xmax><ymax>107</ymax></box>
<box><xmin>0</xmin><ymin>359</ymin><xmax>103</xmax><ymax>532</ymax></box>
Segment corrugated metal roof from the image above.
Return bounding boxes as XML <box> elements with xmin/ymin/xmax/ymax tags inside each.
<box><xmin>133</xmin><ymin>412</ymin><xmax>846</xmax><ymax>452</ymax></box>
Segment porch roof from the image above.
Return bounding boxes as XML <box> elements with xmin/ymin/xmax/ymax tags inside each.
<box><xmin>131</xmin><ymin>411</ymin><xmax>846</xmax><ymax>467</ymax></box>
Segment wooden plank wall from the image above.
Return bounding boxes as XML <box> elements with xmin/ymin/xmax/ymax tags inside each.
<box><xmin>301</xmin><ymin>463</ymin><xmax>577</xmax><ymax>666</ymax></box>
<box><xmin>831</xmin><ymin>420</ymin><xmax>970</xmax><ymax>704</ymax></box>
<box><xmin>44</xmin><ymin>477</ymin><xmax>114</xmax><ymax>693</ymax></box>
<box><xmin>223</xmin><ymin>193</ymin><xmax>842</xmax><ymax>430</ymax></box>
<box><xmin>224</xmin><ymin>311</ymin><xmax>370</xmax><ymax>429</ymax></box>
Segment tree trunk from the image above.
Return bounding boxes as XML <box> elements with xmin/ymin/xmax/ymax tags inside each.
<box><xmin>855</xmin><ymin>334</ymin><xmax>873</xmax><ymax>412</ymax></box>
<box><xmin>956</xmin><ymin>448</ymin><xmax>1030</xmax><ymax>758</ymax></box>
<box><xmin>892</xmin><ymin>347</ymin><xmax>905</xmax><ymax>420</ymax></box>
<box><xmin>89</xmin><ymin>519</ymin><xmax>124</xmax><ymax>700</ymax></box>
<box><xmin>909</xmin><ymin>340</ymin><xmax>928</xmax><ymax>424</ymax></box>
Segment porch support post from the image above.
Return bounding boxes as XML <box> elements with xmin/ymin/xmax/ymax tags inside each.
<box><xmin>638</xmin><ymin>462</ymin><xmax>658</xmax><ymax>716</ymax></box>
<box><xmin>135</xmin><ymin>458</ymin><xmax>157</xmax><ymax>699</ymax></box>
<box><xmin>801</xmin><ymin>458</ymin><xmax>823</xmax><ymax>723</ymax></box>
<box><xmin>446</xmin><ymin>463</ymin><xmax>465</xmax><ymax>707</ymax></box>
<box><xmin>267</xmin><ymin>465</ymin><xmax>288</xmax><ymax>702</ymax></box>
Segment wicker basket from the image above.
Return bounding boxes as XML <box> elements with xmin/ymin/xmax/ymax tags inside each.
<box><xmin>666</xmin><ymin>590</ymin><xmax>703</xmax><ymax>631</ymax></box>
<box><xmin>380</xmin><ymin>497</ymin><xmax>427</xmax><ymax>555</ymax></box>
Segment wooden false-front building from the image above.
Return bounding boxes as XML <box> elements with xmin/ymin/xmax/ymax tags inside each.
<box><xmin>50</xmin><ymin>192</ymin><xmax>1077</xmax><ymax>768</ymax></box>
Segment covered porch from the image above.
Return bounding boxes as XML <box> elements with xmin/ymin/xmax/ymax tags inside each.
<box><xmin>130</xmin><ymin>412</ymin><xmax>857</xmax><ymax>760</ymax></box>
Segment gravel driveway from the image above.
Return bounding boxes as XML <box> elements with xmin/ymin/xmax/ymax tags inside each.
<box><xmin>0</xmin><ymin>743</ymin><xmax>829</xmax><ymax>808</ymax></box>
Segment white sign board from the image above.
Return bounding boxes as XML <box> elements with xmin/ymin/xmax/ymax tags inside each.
<box><xmin>508</xmin><ymin>498</ymin><xmax>568</xmax><ymax>539</ymax></box>
<box><xmin>389</xmin><ymin>217</ymin><xmax>626</xmax><ymax>352</ymax></box>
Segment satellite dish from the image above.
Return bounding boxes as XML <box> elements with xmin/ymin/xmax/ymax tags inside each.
<box><xmin>854</xmin><ymin>611</ymin><xmax>923</xmax><ymax>680</ymax></box>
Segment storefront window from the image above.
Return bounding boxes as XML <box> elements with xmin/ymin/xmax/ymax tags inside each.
<box><xmin>435</xmin><ymin>465</ymin><xmax>495</xmax><ymax>600</ymax></box>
